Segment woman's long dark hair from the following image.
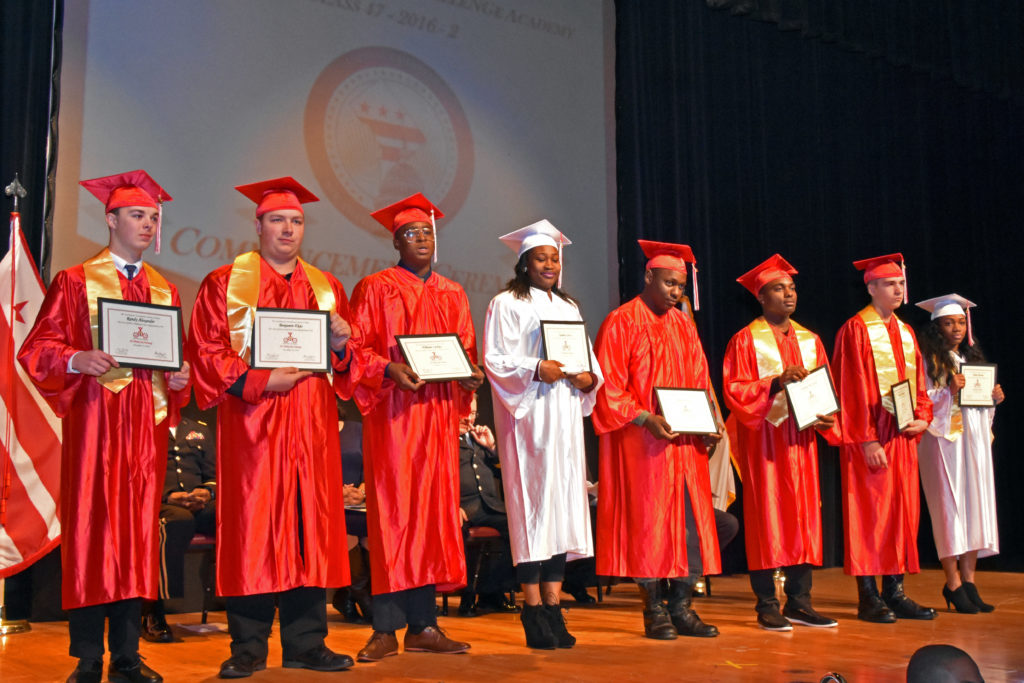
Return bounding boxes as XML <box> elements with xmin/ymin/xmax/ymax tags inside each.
<box><xmin>918</xmin><ymin>318</ymin><xmax>986</xmax><ymax>385</ymax></box>
<box><xmin>503</xmin><ymin>249</ymin><xmax>578</xmax><ymax>306</ymax></box>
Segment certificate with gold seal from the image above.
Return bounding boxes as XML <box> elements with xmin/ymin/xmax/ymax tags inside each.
<box><xmin>396</xmin><ymin>333</ymin><xmax>473</xmax><ymax>382</ymax></box>
<box><xmin>97</xmin><ymin>298</ymin><xmax>183</xmax><ymax>370</ymax></box>
<box><xmin>250</xmin><ymin>308</ymin><xmax>331</xmax><ymax>372</ymax></box>
<box><xmin>654</xmin><ymin>387</ymin><xmax>719</xmax><ymax>435</ymax></box>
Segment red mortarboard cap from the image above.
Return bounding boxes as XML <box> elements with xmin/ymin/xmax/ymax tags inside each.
<box><xmin>637</xmin><ymin>239</ymin><xmax>695</xmax><ymax>275</ymax></box>
<box><xmin>736</xmin><ymin>253</ymin><xmax>798</xmax><ymax>297</ymax></box>
<box><xmin>852</xmin><ymin>253</ymin><xmax>905</xmax><ymax>283</ymax></box>
<box><xmin>79</xmin><ymin>170</ymin><xmax>172</xmax><ymax>212</ymax></box>
<box><xmin>370</xmin><ymin>193</ymin><xmax>444</xmax><ymax>234</ymax></box>
<box><xmin>235</xmin><ymin>177</ymin><xmax>319</xmax><ymax>217</ymax></box>
<box><xmin>638</xmin><ymin>239</ymin><xmax>701</xmax><ymax>310</ymax></box>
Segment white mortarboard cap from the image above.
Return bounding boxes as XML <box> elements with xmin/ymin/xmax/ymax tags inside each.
<box><xmin>499</xmin><ymin>219</ymin><xmax>572</xmax><ymax>257</ymax></box>
<box><xmin>916</xmin><ymin>293</ymin><xmax>978</xmax><ymax>345</ymax></box>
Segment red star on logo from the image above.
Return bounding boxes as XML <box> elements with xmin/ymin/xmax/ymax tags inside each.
<box><xmin>12</xmin><ymin>300</ymin><xmax>28</xmax><ymax>324</ymax></box>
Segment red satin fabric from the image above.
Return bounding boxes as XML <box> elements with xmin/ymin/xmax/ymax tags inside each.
<box><xmin>722</xmin><ymin>324</ymin><xmax>840</xmax><ymax>571</ymax></box>
<box><xmin>832</xmin><ymin>313</ymin><xmax>932</xmax><ymax>575</ymax></box>
<box><xmin>18</xmin><ymin>267</ymin><xmax>187</xmax><ymax>609</ymax></box>
<box><xmin>349</xmin><ymin>266</ymin><xmax>474</xmax><ymax>594</ymax></box>
<box><xmin>187</xmin><ymin>259</ymin><xmax>354</xmax><ymax>596</ymax></box>
<box><xmin>592</xmin><ymin>297</ymin><xmax>721</xmax><ymax>578</ymax></box>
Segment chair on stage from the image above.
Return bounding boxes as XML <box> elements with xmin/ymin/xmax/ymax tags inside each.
<box><xmin>440</xmin><ymin>525</ymin><xmax>515</xmax><ymax>616</ymax></box>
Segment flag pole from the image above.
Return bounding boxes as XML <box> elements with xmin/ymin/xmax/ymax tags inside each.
<box><xmin>1</xmin><ymin>175</ymin><xmax>31</xmax><ymax>635</ymax></box>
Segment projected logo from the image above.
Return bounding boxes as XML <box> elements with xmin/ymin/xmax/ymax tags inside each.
<box><xmin>305</xmin><ymin>47</ymin><xmax>474</xmax><ymax>236</ymax></box>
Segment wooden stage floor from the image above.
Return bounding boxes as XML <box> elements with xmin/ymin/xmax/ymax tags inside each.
<box><xmin>2</xmin><ymin>568</ymin><xmax>1022</xmax><ymax>682</ymax></box>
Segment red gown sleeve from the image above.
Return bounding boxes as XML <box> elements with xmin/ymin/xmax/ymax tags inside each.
<box><xmin>592</xmin><ymin>310</ymin><xmax>643</xmax><ymax>434</ymax></box>
<box><xmin>349</xmin><ymin>276</ymin><xmax>392</xmax><ymax>415</ymax></box>
<box><xmin>722</xmin><ymin>329</ymin><xmax>776</xmax><ymax>431</ymax></box>
<box><xmin>17</xmin><ymin>269</ymin><xmax>91</xmax><ymax>418</ymax></box>
<box><xmin>186</xmin><ymin>267</ymin><xmax>270</xmax><ymax>409</ymax></box>
<box><xmin>832</xmin><ymin>317</ymin><xmax>879</xmax><ymax>445</ymax></box>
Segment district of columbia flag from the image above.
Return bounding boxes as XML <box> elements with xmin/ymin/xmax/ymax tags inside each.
<box><xmin>0</xmin><ymin>212</ymin><xmax>61</xmax><ymax>578</ymax></box>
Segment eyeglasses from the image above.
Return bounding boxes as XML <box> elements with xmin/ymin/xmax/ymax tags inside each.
<box><xmin>401</xmin><ymin>226</ymin><xmax>434</xmax><ymax>239</ymax></box>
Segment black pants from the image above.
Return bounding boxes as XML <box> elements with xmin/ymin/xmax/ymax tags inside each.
<box><xmin>158</xmin><ymin>503</ymin><xmax>216</xmax><ymax>599</ymax></box>
<box><xmin>372</xmin><ymin>585</ymin><xmax>437</xmax><ymax>633</ymax></box>
<box><xmin>750</xmin><ymin>563</ymin><xmax>813</xmax><ymax>610</ymax></box>
<box><xmin>225</xmin><ymin>587</ymin><xmax>326</xmax><ymax>661</ymax></box>
<box><xmin>68</xmin><ymin>598</ymin><xmax>141</xmax><ymax>666</ymax></box>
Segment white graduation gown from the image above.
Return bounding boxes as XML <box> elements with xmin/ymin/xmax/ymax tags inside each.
<box><xmin>919</xmin><ymin>352</ymin><xmax>999</xmax><ymax>560</ymax></box>
<box><xmin>484</xmin><ymin>288</ymin><xmax>603</xmax><ymax>565</ymax></box>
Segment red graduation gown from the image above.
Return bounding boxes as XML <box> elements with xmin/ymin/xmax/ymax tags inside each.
<box><xmin>349</xmin><ymin>266</ymin><xmax>474</xmax><ymax>594</ymax></box>
<box><xmin>722</xmin><ymin>323</ymin><xmax>839</xmax><ymax>571</ymax></box>
<box><xmin>187</xmin><ymin>259</ymin><xmax>354</xmax><ymax>596</ymax></box>
<box><xmin>592</xmin><ymin>297</ymin><xmax>721</xmax><ymax>578</ymax></box>
<box><xmin>18</xmin><ymin>266</ymin><xmax>187</xmax><ymax>609</ymax></box>
<box><xmin>832</xmin><ymin>313</ymin><xmax>932</xmax><ymax>575</ymax></box>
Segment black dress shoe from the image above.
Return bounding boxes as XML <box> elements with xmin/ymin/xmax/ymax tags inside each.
<box><xmin>141</xmin><ymin>613</ymin><xmax>175</xmax><ymax>643</ymax></box>
<box><xmin>219</xmin><ymin>654</ymin><xmax>267</xmax><ymax>679</ymax></box>
<box><xmin>67</xmin><ymin>661</ymin><xmax>102</xmax><ymax>683</ymax></box>
<box><xmin>566</xmin><ymin>586</ymin><xmax>596</xmax><ymax>605</ymax></box>
<box><xmin>476</xmin><ymin>593</ymin><xmax>521</xmax><ymax>613</ymax></box>
<box><xmin>282</xmin><ymin>644</ymin><xmax>354</xmax><ymax>671</ymax></box>
<box><xmin>783</xmin><ymin>603</ymin><xmax>838</xmax><ymax>628</ymax></box>
<box><xmin>108</xmin><ymin>660</ymin><xmax>163</xmax><ymax>683</ymax></box>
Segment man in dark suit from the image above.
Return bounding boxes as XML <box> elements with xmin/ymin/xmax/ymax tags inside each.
<box><xmin>457</xmin><ymin>397</ymin><xmax>517</xmax><ymax>616</ymax></box>
<box><xmin>141</xmin><ymin>411</ymin><xmax>216</xmax><ymax>642</ymax></box>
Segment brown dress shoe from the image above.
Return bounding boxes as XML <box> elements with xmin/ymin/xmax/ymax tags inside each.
<box><xmin>357</xmin><ymin>631</ymin><xmax>399</xmax><ymax>662</ymax></box>
<box><xmin>403</xmin><ymin>625</ymin><xmax>470</xmax><ymax>654</ymax></box>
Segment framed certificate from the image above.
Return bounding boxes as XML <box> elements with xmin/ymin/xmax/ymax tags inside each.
<box><xmin>396</xmin><ymin>333</ymin><xmax>473</xmax><ymax>382</ymax></box>
<box><xmin>960</xmin><ymin>362</ymin><xmax>997</xmax><ymax>407</ymax></box>
<box><xmin>97</xmin><ymin>298</ymin><xmax>183</xmax><ymax>371</ymax></box>
<box><xmin>250</xmin><ymin>308</ymin><xmax>331</xmax><ymax>373</ymax></box>
<box><xmin>653</xmin><ymin>387</ymin><xmax>719</xmax><ymax>435</ymax></box>
<box><xmin>890</xmin><ymin>379</ymin><xmax>915</xmax><ymax>430</ymax></box>
<box><xmin>784</xmin><ymin>365</ymin><xmax>840</xmax><ymax>431</ymax></box>
<box><xmin>540</xmin><ymin>320</ymin><xmax>592</xmax><ymax>374</ymax></box>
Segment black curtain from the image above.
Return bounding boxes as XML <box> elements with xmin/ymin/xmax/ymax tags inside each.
<box><xmin>1</xmin><ymin>0</ymin><xmax>62</xmax><ymax>267</ymax></box>
<box><xmin>616</xmin><ymin>1</ymin><xmax>1024</xmax><ymax>570</ymax></box>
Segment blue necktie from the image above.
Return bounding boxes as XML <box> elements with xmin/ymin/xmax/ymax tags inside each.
<box><xmin>125</xmin><ymin>264</ymin><xmax>136</xmax><ymax>281</ymax></box>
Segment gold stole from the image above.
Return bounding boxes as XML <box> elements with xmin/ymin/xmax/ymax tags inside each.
<box><xmin>748</xmin><ymin>317</ymin><xmax>819</xmax><ymax>426</ymax></box>
<box><xmin>82</xmin><ymin>248</ymin><xmax>172</xmax><ymax>423</ymax></box>
<box><xmin>225</xmin><ymin>251</ymin><xmax>336</xmax><ymax>363</ymax></box>
<box><xmin>857</xmin><ymin>305</ymin><xmax>917</xmax><ymax>416</ymax></box>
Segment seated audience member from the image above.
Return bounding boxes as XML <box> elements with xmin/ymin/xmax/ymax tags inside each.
<box><xmin>906</xmin><ymin>644</ymin><xmax>984</xmax><ymax>683</ymax></box>
<box><xmin>142</xmin><ymin>409</ymin><xmax>216</xmax><ymax>643</ymax></box>
<box><xmin>457</xmin><ymin>396</ymin><xmax>517</xmax><ymax>616</ymax></box>
<box><xmin>333</xmin><ymin>401</ymin><xmax>372</xmax><ymax>623</ymax></box>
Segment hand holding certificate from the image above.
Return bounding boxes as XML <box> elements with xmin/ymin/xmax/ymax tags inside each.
<box><xmin>97</xmin><ymin>298</ymin><xmax>183</xmax><ymax>370</ymax></box>
<box><xmin>784</xmin><ymin>365</ymin><xmax>840</xmax><ymax>431</ymax></box>
<box><xmin>654</xmin><ymin>388</ymin><xmax>719</xmax><ymax>435</ymax></box>
<box><xmin>395</xmin><ymin>334</ymin><xmax>473</xmax><ymax>382</ymax></box>
<box><xmin>959</xmin><ymin>362</ymin><xmax>997</xmax><ymax>407</ymax></box>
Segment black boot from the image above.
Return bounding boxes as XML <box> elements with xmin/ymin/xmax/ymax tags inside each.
<box><xmin>542</xmin><ymin>604</ymin><xmax>576</xmax><ymax>648</ymax></box>
<box><xmin>666</xmin><ymin>579</ymin><xmax>718</xmax><ymax>637</ymax></box>
<box><xmin>348</xmin><ymin>545</ymin><xmax>373</xmax><ymax>622</ymax></box>
<box><xmin>856</xmin><ymin>576</ymin><xmax>896</xmax><ymax>623</ymax></box>
<box><xmin>519</xmin><ymin>604</ymin><xmax>557</xmax><ymax>649</ymax></box>
<box><xmin>636</xmin><ymin>579</ymin><xmax>677</xmax><ymax>640</ymax></box>
<box><xmin>942</xmin><ymin>585</ymin><xmax>979</xmax><ymax>614</ymax></box>
<box><xmin>140</xmin><ymin>600</ymin><xmax>174</xmax><ymax>643</ymax></box>
<box><xmin>962</xmin><ymin>582</ymin><xmax>995</xmax><ymax>613</ymax></box>
<box><xmin>881</xmin><ymin>574</ymin><xmax>936</xmax><ymax>620</ymax></box>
